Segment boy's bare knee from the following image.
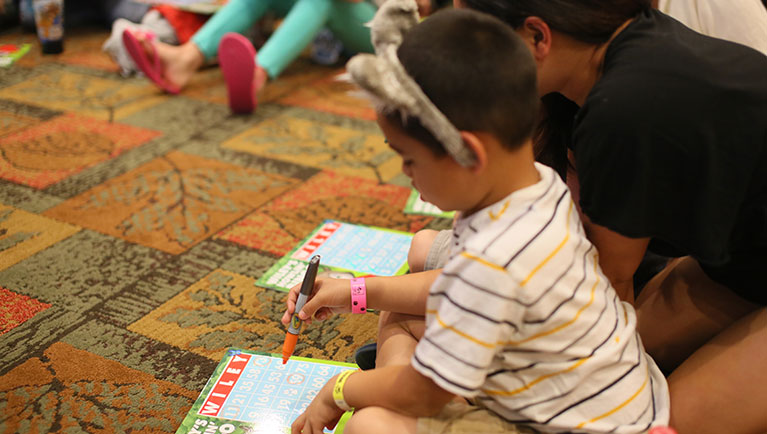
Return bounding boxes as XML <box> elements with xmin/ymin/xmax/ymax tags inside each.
<box><xmin>344</xmin><ymin>407</ymin><xmax>384</xmax><ymax>434</ymax></box>
<box><xmin>408</xmin><ymin>229</ymin><xmax>439</xmax><ymax>273</ymax></box>
<box><xmin>345</xmin><ymin>407</ymin><xmax>417</xmax><ymax>434</ymax></box>
<box><xmin>376</xmin><ymin>310</ymin><xmax>427</xmax><ymax>367</ymax></box>
<box><xmin>378</xmin><ymin>310</ymin><xmax>422</xmax><ymax>336</ymax></box>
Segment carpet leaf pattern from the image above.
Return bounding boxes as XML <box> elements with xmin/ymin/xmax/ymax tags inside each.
<box><xmin>0</xmin><ymin>29</ymin><xmax>450</xmax><ymax>433</ymax></box>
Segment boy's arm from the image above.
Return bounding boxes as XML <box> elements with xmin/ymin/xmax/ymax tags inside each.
<box><xmin>282</xmin><ymin>270</ymin><xmax>440</xmax><ymax>325</ymax></box>
<box><xmin>365</xmin><ymin>271</ymin><xmax>439</xmax><ymax>314</ymax></box>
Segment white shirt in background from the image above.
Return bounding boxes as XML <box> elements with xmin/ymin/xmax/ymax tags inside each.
<box><xmin>658</xmin><ymin>0</ymin><xmax>767</xmax><ymax>55</ymax></box>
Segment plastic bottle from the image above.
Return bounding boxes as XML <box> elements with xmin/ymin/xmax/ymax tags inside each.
<box><xmin>32</xmin><ymin>0</ymin><xmax>64</xmax><ymax>54</ymax></box>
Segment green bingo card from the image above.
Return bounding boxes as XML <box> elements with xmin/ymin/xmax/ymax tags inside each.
<box><xmin>175</xmin><ymin>348</ymin><xmax>357</xmax><ymax>434</ymax></box>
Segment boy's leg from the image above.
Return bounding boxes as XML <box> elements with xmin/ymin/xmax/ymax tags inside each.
<box><xmin>325</xmin><ymin>0</ymin><xmax>377</xmax><ymax>54</ymax></box>
<box><xmin>375</xmin><ymin>311</ymin><xmax>426</xmax><ymax>367</ymax></box>
<box><xmin>409</xmin><ymin>229</ymin><xmax>452</xmax><ymax>273</ymax></box>
<box><xmin>408</xmin><ymin>229</ymin><xmax>441</xmax><ymax>273</ymax></box>
<box><xmin>257</xmin><ymin>0</ymin><xmax>332</xmax><ymax>78</ymax></box>
<box><xmin>344</xmin><ymin>407</ymin><xmax>418</xmax><ymax>434</ymax></box>
<box><xmin>635</xmin><ymin>256</ymin><xmax>766</xmax><ymax>434</ymax></box>
<box><xmin>344</xmin><ymin>402</ymin><xmax>538</xmax><ymax>434</ymax></box>
<box><xmin>358</xmin><ymin>229</ymin><xmax>449</xmax><ymax>369</ymax></box>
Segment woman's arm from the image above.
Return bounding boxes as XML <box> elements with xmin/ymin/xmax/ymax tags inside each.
<box><xmin>580</xmin><ymin>214</ymin><xmax>650</xmax><ymax>304</ymax></box>
<box><xmin>567</xmin><ymin>151</ymin><xmax>649</xmax><ymax>304</ymax></box>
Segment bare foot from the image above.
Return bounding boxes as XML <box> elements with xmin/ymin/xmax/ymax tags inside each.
<box><xmin>254</xmin><ymin>64</ymin><xmax>268</xmax><ymax>97</ymax></box>
<box><xmin>136</xmin><ymin>33</ymin><xmax>204</xmax><ymax>90</ymax></box>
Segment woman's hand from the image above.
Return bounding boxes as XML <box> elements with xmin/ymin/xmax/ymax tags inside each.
<box><xmin>291</xmin><ymin>374</ymin><xmax>345</xmax><ymax>434</ymax></box>
<box><xmin>281</xmin><ymin>277</ymin><xmax>352</xmax><ymax>326</ymax></box>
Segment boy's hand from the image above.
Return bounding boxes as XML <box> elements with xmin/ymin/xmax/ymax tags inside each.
<box><xmin>291</xmin><ymin>375</ymin><xmax>345</xmax><ymax>434</ymax></box>
<box><xmin>281</xmin><ymin>278</ymin><xmax>352</xmax><ymax>326</ymax></box>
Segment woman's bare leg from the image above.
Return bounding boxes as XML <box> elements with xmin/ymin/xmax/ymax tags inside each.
<box><xmin>668</xmin><ymin>308</ymin><xmax>767</xmax><ymax>434</ymax></box>
<box><xmin>636</xmin><ymin>257</ymin><xmax>758</xmax><ymax>370</ymax></box>
<box><xmin>635</xmin><ymin>257</ymin><xmax>766</xmax><ymax>433</ymax></box>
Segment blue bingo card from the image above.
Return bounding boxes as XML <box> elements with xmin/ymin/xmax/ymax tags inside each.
<box><xmin>257</xmin><ymin>220</ymin><xmax>413</xmax><ymax>292</ymax></box>
<box><xmin>300</xmin><ymin>221</ymin><xmax>412</xmax><ymax>276</ymax></box>
<box><xmin>176</xmin><ymin>349</ymin><xmax>357</xmax><ymax>434</ymax></box>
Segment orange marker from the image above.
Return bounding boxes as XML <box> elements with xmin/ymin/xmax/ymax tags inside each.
<box><xmin>282</xmin><ymin>255</ymin><xmax>320</xmax><ymax>364</ymax></box>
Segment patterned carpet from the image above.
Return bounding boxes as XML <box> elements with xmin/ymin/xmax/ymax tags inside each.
<box><xmin>0</xmin><ymin>28</ymin><xmax>451</xmax><ymax>433</ymax></box>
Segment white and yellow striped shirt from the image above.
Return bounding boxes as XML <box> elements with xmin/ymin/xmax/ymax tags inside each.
<box><xmin>412</xmin><ymin>163</ymin><xmax>670</xmax><ymax>434</ymax></box>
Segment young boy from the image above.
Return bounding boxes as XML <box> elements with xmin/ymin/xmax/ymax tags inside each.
<box><xmin>282</xmin><ymin>1</ymin><xmax>670</xmax><ymax>433</ymax></box>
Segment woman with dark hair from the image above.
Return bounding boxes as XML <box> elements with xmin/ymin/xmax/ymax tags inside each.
<box><xmin>454</xmin><ymin>0</ymin><xmax>767</xmax><ymax>433</ymax></box>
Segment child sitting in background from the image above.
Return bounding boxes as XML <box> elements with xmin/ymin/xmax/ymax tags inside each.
<box><xmin>120</xmin><ymin>0</ymin><xmax>379</xmax><ymax>113</ymax></box>
<box><xmin>282</xmin><ymin>1</ymin><xmax>670</xmax><ymax>433</ymax></box>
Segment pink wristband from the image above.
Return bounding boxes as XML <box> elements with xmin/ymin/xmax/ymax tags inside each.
<box><xmin>350</xmin><ymin>278</ymin><xmax>367</xmax><ymax>314</ymax></box>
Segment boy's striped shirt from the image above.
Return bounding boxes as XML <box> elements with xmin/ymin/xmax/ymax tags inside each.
<box><xmin>412</xmin><ymin>163</ymin><xmax>669</xmax><ymax>434</ymax></box>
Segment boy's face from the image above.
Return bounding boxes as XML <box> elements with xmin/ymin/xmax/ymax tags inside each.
<box><xmin>377</xmin><ymin>114</ymin><xmax>470</xmax><ymax>212</ymax></box>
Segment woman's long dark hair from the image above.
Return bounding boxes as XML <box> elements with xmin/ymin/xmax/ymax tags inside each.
<box><xmin>462</xmin><ymin>0</ymin><xmax>651</xmax><ymax>179</ymax></box>
<box><xmin>535</xmin><ymin>93</ymin><xmax>578</xmax><ymax>179</ymax></box>
<box><xmin>461</xmin><ymin>0</ymin><xmax>651</xmax><ymax>43</ymax></box>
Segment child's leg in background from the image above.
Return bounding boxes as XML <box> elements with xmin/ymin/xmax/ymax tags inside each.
<box><xmin>325</xmin><ymin>0</ymin><xmax>377</xmax><ymax>54</ymax></box>
<box><xmin>256</xmin><ymin>0</ymin><xmax>333</xmax><ymax>78</ymax></box>
<box><xmin>192</xmin><ymin>0</ymin><xmax>280</xmax><ymax>61</ymax></box>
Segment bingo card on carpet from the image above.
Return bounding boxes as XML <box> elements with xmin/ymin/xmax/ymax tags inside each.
<box><xmin>256</xmin><ymin>220</ymin><xmax>413</xmax><ymax>292</ymax></box>
<box><xmin>175</xmin><ymin>348</ymin><xmax>357</xmax><ymax>434</ymax></box>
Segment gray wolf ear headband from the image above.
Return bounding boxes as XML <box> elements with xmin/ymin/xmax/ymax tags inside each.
<box><xmin>344</xmin><ymin>0</ymin><xmax>477</xmax><ymax>167</ymax></box>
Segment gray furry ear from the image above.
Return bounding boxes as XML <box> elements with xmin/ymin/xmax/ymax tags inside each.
<box><xmin>347</xmin><ymin>0</ymin><xmax>477</xmax><ymax>167</ymax></box>
<box><xmin>370</xmin><ymin>0</ymin><xmax>420</xmax><ymax>53</ymax></box>
<box><xmin>347</xmin><ymin>54</ymin><xmax>418</xmax><ymax>112</ymax></box>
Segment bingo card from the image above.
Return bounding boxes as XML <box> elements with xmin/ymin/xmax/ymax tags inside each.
<box><xmin>175</xmin><ymin>348</ymin><xmax>357</xmax><ymax>434</ymax></box>
<box><xmin>403</xmin><ymin>189</ymin><xmax>455</xmax><ymax>219</ymax></box>
<box><xmin>256</xmin><ymin>220</ymin><xmax>413</xmax><ymax>292</ymax></box>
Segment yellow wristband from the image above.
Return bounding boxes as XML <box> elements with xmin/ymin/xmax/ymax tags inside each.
<box><xmin>332</xmin><ymin>370</ymin><xmax>356</xmax><ymax>412</ymax></box>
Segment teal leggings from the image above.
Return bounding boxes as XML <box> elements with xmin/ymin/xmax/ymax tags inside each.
<box><xmin>191</xmin><ymin>0</ymin><xmax>376</xmax><ymax>78</ymax></box>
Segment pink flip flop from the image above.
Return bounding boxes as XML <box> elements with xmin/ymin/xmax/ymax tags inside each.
<box><xmin>122</xmin><ymin>29</ymin><xmax>180</xmax><ymax>94</ymax></box>
<box><xmin>219</xmin><ymin>33</ymin><xmax>257</xmax><ymax>114</ymax></box>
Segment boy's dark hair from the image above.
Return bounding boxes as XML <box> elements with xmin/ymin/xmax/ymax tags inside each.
<box><xmin>390</xmin><ymin>8</ymin><xmax>539</xmax><ymax>157</ymax></box>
